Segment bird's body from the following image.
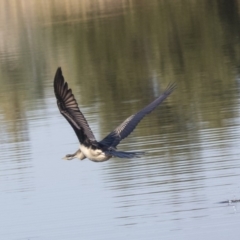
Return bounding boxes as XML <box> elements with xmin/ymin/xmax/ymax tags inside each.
<box><xmin>80</xmin><ymin>144</ymin><xmax>111</xmax><ymax>162</ymax></box>
<box><xmin>54</xmin><ymin>67</ymin><xmax>175</xmax><ymax>162</ymax></box>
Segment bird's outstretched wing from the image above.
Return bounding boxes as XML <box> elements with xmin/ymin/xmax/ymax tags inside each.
<box><xmin>54</xmin><ymin>67</ymin><xmax>96</xmax><ymax>144</ymax></box>
<box><xmin>100</xmin><ymin>83</ymin><xmax>176</xmax><ymax>147</ymax></box>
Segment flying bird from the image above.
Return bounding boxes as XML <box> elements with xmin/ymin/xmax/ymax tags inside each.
<box><xmin>54</xmin><ymin>67</ymin><xmax>175</xmax><ymax>162</ymax></box>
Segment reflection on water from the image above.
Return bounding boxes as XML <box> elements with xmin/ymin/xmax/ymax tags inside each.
<box><xmin>1</xmin><ymin>0</ymin><xmax>240</xmax><ymax>240</ymax></box>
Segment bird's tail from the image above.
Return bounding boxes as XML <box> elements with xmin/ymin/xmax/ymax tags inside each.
<box><xmin>105</xmin><ymin>149</ymin><xmax>145</xmax><ymax>159</ymax></box>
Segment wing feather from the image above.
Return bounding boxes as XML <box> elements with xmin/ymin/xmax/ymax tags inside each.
<box><xmin>100</xmin><ymin>83</ymin><xmax>176</xmax><ymax>147</ymax></box>
<box><xmin>54</xmin><ymin>67</ymin><xmax>96</xmax><ymax>144</ymax></box>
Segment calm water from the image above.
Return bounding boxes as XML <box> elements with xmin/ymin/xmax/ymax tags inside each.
<box><xmin>1</xmin><ymin>0</ymin><xmax>240</xmax><ymax>239</ymax></box>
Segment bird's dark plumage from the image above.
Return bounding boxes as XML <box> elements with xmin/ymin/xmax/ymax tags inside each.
<box><xmin>54</xmin><ymin>68</ymin><xmax>96</xmax><ymax>146</ymax></box>
<box><xmin>100</xmin><ymin>83</ymin><xmax>176</xmax><ymax>148</ymax></box>
<box><xmin>54</xmin><ymin>67</ymin><xmax>175</xmax><ymax>162</ymax></box>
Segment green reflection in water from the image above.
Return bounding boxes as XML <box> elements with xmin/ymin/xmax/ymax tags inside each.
<box><xmin>0</xmin><ymin>0</ymin><xmax>240</xmax><ymax>146</ymax></box>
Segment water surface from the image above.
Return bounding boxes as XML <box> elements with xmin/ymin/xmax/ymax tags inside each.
<box><xmin>1</xmin><ymin>1</ymin><xmax>240</xmax><ymax>239</ymax></box>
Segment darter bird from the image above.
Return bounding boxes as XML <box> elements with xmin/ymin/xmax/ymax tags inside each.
<box><xmin>54</xmin><ymin>67</ymin><xmax>175</xmax><ymax>162</ymax></box>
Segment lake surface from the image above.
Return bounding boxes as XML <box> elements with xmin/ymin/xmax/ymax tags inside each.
<box><xmin>1</xmin><ymin>0</ymin><xmax>240</xmax><ymax>239</ymax></box>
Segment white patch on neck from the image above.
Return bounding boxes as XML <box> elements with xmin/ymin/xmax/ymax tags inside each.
<box><xmin>79</xmin><ymin>144</ymin><xmax>111</xmax><ymax>162</ymax></box>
